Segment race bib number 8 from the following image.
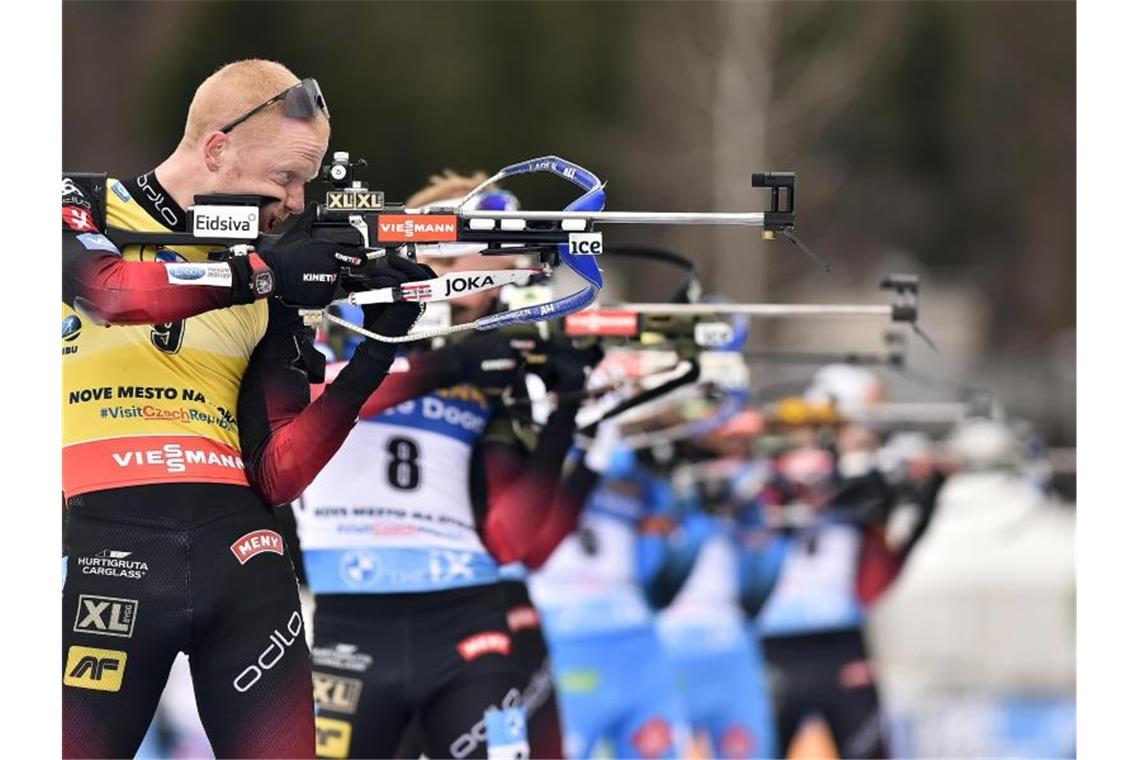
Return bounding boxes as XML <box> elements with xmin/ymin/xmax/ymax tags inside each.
<box><xmin>386</xmin><ymin>436</ymin><xmax>421</xmax><ymax>491</ymax></box>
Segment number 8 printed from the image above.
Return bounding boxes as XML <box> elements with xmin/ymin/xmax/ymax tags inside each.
<box><xmin>385</xmin><ymin>436</ymin><xmax>421</xmax><ymax>491</ymax></box>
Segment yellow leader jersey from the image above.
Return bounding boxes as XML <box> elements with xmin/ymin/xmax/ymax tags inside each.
<box><xmin>62</xmin><ymin>177</ymin><xmax>268</xmax><ymax>496</ymax></box>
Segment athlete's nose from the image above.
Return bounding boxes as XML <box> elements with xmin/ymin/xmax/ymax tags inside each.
<box><xmin>283</xmin><ymin>183</ymin><xmax>306</xmax><ymax>215</ymax></box>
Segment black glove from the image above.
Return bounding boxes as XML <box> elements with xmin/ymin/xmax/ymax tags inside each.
<box><xmin>258</xmin><ymin>203</ymin><xmax>366</xmax><ymax>309</ymax></box>
<box><xmin>448</xmin><ymin>333</ymin><xmax>525</xmax><ymax>391</ymax></box>
<box><xmin>355</xmin><ymin>256</ymin><xmax>437</xmax><ymax>338</ymax></box>
<box><xmin>537</xmin><ymin>339</ymin><xmax>601</xmax><ymax>395</ymax></box>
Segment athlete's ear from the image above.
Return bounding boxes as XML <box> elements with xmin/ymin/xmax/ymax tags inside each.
<box><xmin>202</xmin><ymin>131</ymin><xmax>229</xmax><ymax>173</ymax></box>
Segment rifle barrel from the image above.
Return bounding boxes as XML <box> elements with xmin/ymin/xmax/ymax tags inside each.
<box><xmin>848</xmin><ymin>403</ymin><xmax>971</xmax><ymax>424</ymax></box>
<box><xmin>461</xmin><ymin>210</ymin><xmax>769</xmax><ymax>226</ymax></box>
<box><xmin>613</xmin><ymin>303</ymin><xmax>893</xmax><ymax>318</ymax></box>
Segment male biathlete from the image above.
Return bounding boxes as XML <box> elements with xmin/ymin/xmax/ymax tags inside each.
<box><xmin>526</xmin><ymin>414</ymin><xmax>691</xmax><ymax>759</ymax></box>
<box><xmin>295</xmin><ymin>172</ymin><xmax>605</xmax><ymax>759</ymax></box>
<box><xmin>757</xmin><ymin>365</ymin><xmax>945</xmax><ymax>759</ymax></box>
<box><xmin>655</xmin><ymin>411</ymin><xmax>785</xmax><ymax>760</ymax></box>
<box><xmin>62</xmin><ymin>59</ymin><xmax>431</xmax><ymax>759</ymax></box>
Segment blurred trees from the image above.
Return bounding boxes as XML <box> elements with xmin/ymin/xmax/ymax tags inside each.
<box><xmin>63</xmin><ymin>0</ymin><xmax>1075</xmax><ymax>440</ymax></box>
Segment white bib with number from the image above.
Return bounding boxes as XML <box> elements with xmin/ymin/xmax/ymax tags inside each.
<box><xmin>296</xmin><ymin>375</ymin><xmax>498</xmax><ymax>594</ymax></box>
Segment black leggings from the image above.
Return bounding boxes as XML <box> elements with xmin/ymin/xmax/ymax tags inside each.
<box><xmin>501</xmin><ymin>580</ymin><xmax>563</xmax><ymax>759</ymax></box>
<box><xmin>62</xmin><ymin>484</ymin><xmax>313</xmax><ymax>759</ymax></box>
<box><xmin>395</xmin><ymin>581</ymin><xmax>564</xmax><ymax>759</ymax></box>
<box><xmin>762</xmin><ymin>628</ymin><xmax>888</xmax><ymax>759</ymax></box>
<box><xmin>312</xmin><ymin>585</ymin><xmax>526</xmax><ymax>759</ymax></box>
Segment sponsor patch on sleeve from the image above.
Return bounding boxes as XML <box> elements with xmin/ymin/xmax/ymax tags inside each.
<box><xmin>75</xmin><ymin>233</ymin><xmax>120</xmax><ymax>255</ymax></box>
<box><xmin>63</xmin><ymin>205</ymin><xmax>97</xmax><ymax>233</ymax></box>
<box><xmin>62</xmin><ymin>178</ymin><xmax>91</xmax><ymax>208</ymax></box>
<box><xmin>506</xmin><ymin>605</ymin><xmax>541</xmax><ymax>632</ymax></box>
<box><xmin>165</xmin><ymin>262</ymin><xmax>234</xmax><ymax>287</ymax></box>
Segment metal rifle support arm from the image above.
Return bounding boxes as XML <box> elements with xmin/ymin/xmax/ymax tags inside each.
<box><xmin>881</xmin><ymin>274</ymin><xmax>918</xmax><ymax>322</ymax></box>
<box><xmin>879</xmin><ymin>273</ymin><xmax>939</xmax><ymax>351</ymax></box>
<box><xmin>754</xmin><ymin>171</ymin><xmax>833</xmax><ymax>271</ymax></box>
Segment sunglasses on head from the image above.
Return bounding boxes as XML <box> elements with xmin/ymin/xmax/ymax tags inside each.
<box><xmin>219</xmin><ymin>77</ymin><xmax>331</xmax><ymax>134</ymax></box>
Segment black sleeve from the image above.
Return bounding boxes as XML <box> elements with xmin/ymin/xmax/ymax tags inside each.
<box><xmin>899</xmin><ymin>471</ymin><xmax>947</xmax><ymax>559</ymax></box>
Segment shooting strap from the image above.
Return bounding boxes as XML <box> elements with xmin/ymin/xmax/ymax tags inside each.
<box><xmin>329</xmin><ymin>156</ymin><xmax>606</xmax><ymax>343</ymax></box>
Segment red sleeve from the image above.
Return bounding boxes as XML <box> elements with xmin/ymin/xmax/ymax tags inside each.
<box><xmin>239</xmin><ymin>302</ymin><xmax>399</xmax><ymax>506</ymax></box>
<box><xmin>519</xmin><ymin>463</ymin><xmax>599</xmax><ymax>568</ymax></box>
<box><xmin>854</xmin><ymin>471</ymin><xmax>947</xmax><ymax>605</ymax></box>
<box><xmin>63</xmin><ymin>235</ymin><xmax>245</xmax><ymax>325</ymax></box>
<box><xmin>855</xmin><ymin>525</ymin><xmax>905</xmax><ymax>606</ymax></box>
<box><xmin>61</xmin><ymin>181</ymin><xmax>260</xmax><ymax>323</ymax></box>
<box><xmin>479</xmin><ymin>406</ymin><xmax>594</xmax><ymax>568</ymax></box>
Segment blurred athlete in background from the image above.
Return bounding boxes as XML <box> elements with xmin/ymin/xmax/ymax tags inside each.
<box><xmin>527</xmin><ymin>346</ymin><xmax>720</xmax><ymax>760</ymax></box>
<box><xmin>757</xmin><ymin>365</ymin><xmax>945</xmax><ymax>759</ymax></box>
<box><xmin>655</xmin><ymin>407</ymin><xmax>784</xmax><ymax>760</ymax></box>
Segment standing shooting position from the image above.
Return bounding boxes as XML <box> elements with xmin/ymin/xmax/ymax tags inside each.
<box><xmin>62</xmin><ymin>59</ymin><xmax>431</xmax><ymax>759</ymax></box>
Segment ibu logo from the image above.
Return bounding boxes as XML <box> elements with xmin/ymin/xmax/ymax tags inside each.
<box><xmin>63</xmin><ymin>315</ymin><xmax>82</xmax><ymax>342</ymax></box>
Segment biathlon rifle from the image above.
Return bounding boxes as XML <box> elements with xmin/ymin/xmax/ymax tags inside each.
<box><xmin>495</xmin><ymin>250</ymin><xmax>922</xmax><ymax>364</ymax></box>
<box><xmin>81</xmin><ymin>153</ymin><xmax>804</xmax><ymax>342</ymax></box>
<box><xmin>608</xmin><ymin>273</ymin><xmax>932</xmax><ymax>348</ymax></box>
<box><xmin>494</xmin><ymin>273</ymin><xmax>923</xmax><ymax>433</ymax></box>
